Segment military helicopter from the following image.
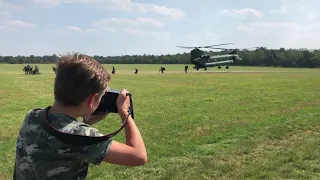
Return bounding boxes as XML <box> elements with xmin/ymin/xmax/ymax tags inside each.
<box><xmin>177</xmin><ymin>43</ymin><xmax>255</xmax><ymax>70</ymax></box>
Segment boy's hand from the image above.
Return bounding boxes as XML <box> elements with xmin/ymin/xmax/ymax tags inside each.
<box><xmin>84</xmin><ymin>112</ymin><xmax>109</xmax><ymax>125</ymax></box>
<box><xmin>116</xmin><ymin>89</ymin><xmax>131</xmax><ymax>117</ymax></box>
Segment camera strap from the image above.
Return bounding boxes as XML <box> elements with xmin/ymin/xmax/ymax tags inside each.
<box><xmin>38</xmin><ymin>106</ymin><xmax>130</xmax><ymax>146</ymax></box>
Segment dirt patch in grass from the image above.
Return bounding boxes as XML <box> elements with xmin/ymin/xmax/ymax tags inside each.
<box><xmin>270</xmin><ymin>100</ymin><xmax>320</xmax><ymax>116</ymax></box>
<box><xmin>195</xmin><ymin>126</ymin><xmax>212</xmax><ymax>136</ymax></box>
<box><xmin>253</xmin><ymin>126</ymin><xmax>320</xmax><ymax>155</ymax></box>
<box><xmin>0</xmin><ymin>172</ymin><xmax>9</xmax><ymax>180</ymax></box>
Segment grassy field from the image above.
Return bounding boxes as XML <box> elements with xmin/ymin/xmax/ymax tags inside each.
<box><xmin>1</xmin><ymin>64</ymin><xmax>320</xmax><ymax>179</ymax></box>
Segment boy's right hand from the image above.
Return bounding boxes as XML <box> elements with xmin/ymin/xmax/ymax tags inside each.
<box><xmin>116</xmin><ymin>89</ymin><xmax>131</xmax><ymax>117</ymax></box>
<box><xmin>103</xmin><ymin>89</ymin><xmax>147</xmax><ymax>166</ymax></box>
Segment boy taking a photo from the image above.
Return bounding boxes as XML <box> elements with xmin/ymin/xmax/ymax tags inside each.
<box><xmin>14</xmin><ymin>53</ymin><xmax>147</xmax><ymax>180</ymax></box>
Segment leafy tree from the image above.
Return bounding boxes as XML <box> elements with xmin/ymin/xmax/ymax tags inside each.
<box><xmin>1</xmin><ymin>47</ymin><xmax>319</xmax><ymax>68</ymax></box>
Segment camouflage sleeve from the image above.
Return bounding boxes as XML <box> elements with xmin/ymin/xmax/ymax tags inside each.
<box><xmin>72</xmin><ymin>124</ymin><xmax>113</xmax><ymax>165</ymax></box>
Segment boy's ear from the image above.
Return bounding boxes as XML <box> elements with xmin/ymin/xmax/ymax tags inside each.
<box><xmin>87</xmin><ymin>93</ymin><xmax>100</xmax><ymax>108</ymax></box>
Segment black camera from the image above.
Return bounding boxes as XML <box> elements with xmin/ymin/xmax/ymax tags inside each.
<box><xmin>38</xmin><ymin>89</ymin><xmax>134</xmax><ymax>148</ymax></box>
<box><xmin>93</xmin><ymin>89</ymin><xmax>134</xmax><ymax>119</ymax></box>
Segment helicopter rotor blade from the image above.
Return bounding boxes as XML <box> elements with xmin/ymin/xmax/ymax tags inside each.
<box><xmin>211</xmin><ymin>47</ymin><xmax>260</xmax><ymax>51</ymax></box>
<box><xmin>241</xmin><ymin>47</ymin><xmax>260</xmax><ymax>50</ymax></box>
<box><xmin>210</xmin><ymin>47</ymin><xmax>228</xmax><ymax>50</ymax></box>
<box><xmin>205</xmin><ymin>43</ymin><xmax>234</xmax><ymax>48</ymax></box>
<box><xmin>176</xmin><ymin>46</ymin><xmax>198</xmax><ymax>49</ymax></box>
<box><xmin>177</xmin><ymin>43</ymin><xmax>234</xmax><ymax>49</ymax></box>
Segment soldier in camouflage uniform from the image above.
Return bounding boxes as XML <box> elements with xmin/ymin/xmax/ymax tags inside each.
<box><xmin>14</xmin><ymin>53</ymin><xmax>147</xmax><ymax>180</ymax></box>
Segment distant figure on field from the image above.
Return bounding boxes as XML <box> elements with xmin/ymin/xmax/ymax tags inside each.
<box><xmin>184</xmin><ymin>65</ymin><xmax>188</xmax><ymax>73</ymax></box>
<box><xmin>159</xmin><ymin>67</ymin><xmax>165</xmax><ymax>74</ymax></box>
<box><xmin>29</xmin><ymin>67</ymin><xmax>33</xmax><ymax>75</ymax></box>
<box><xmin>33</xmin><ymin>65</ymin><xmax>39</xmax><ymax>74</ymax></box>
<box><xmin>112</xmin><ymin>66</ymin><xmax>116</xmax><ymax>74</ymax></box>
<box><xmin>23</xmin><ymin>65</ymin><xmax>31</xmax><ymax>75</ymax></box>
<box><xmin>52</xmin><ymin>66</ymin><xmax>56</xmax><ymax>74</ymax></box>
<box><xmin>22</xmin><ymin>65</ymin><xmax>40</xmax><ymax>75</ymax></box>
<box><xmin>134</xmin><ymin>68</ymin><xmax>138</xmax><ymax>74</ymax></box>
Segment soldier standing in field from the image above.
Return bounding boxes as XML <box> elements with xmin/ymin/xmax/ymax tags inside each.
<box><xmin>112</xmin><ymin>66</ymin><xmax>116</xmax><ymax>74</ymax></box>
<box><xmin>184</xmin><ymin>65</ymin><xmax>188</xmax><ymax>73</ymax></box>
<box><xmin>52</xmin><ymin>66</ymin><xmax>56</xmax><ymax>74</ymax></box>
<box><xmin>159</xmin><ymin>67</ymin><xmax>165</xmax><ymax>74</ymax></box>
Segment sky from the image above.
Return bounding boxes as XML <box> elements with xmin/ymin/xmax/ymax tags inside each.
<box><xmin>1</xmin><ymin>0</ymin><xmax>320</xmax><ymax>56</ymax></box>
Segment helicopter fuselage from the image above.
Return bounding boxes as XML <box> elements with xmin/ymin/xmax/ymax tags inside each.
<box><xmin>191</xmin><ymin>54</ymin><xmax>241</xmax><ymax>70</ymax></box>
<box><xmin>176</xmin><ymin>43</ymin><xmax>246</xmax><ymax>70</ymax></box>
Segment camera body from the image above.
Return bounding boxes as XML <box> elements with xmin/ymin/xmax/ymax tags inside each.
<box><xmin>93</xmin><ymin>89</ymin><xmax>134</xmax><ymax>118</ymax></box>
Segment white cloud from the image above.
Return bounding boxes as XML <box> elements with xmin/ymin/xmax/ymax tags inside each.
<box><xmin>235</xmin><ymin>21</ymin><xmax>320</xmax><ymax>48</ymax></box>
<box><xmin>307</xmin><ymin>13</ymin><xmax>318</xmax><ymax>19</ymax></box>
<box><xmin>269</xmin><ymin>4</ymin><xmax>288</xmax><ymax>14</ymax></box>
<box><xmin>52</xmin><ymin>25</ymin><xmax>115</xmax><ymax>35</ymax></box>
<box><xmin>1</xmin><ymin>19</ymin><xmax>36</xmax><ymax>28</ymax></box>
<box><xmin>0</xmin><ymin>12</ymin><xmax>36</xmax><ymax>29</ymax></box>
<box><xmin>203</xmin><ymin>28</ymin><xmax>220</xmax><ymax>38</ymax></box>
<box><xmin>53</xmin><ymin>17</ymin><xmax>164</xmax><ymax>36</ymax></box>
<box><xmin>133</xmin><ymin>3</ymin><xmax>185</xmax><ymax>19</ymax></box>
<box><xmin>0</xmin><ymin>1</ymin><xmax>24</xmax><ymax>11</ymax></box>
<box><xmin>32</xmin><ymin>0</ymin><xmax>61</xmax><ymax>6</ymax></box>
<box><xmin>31</xmin><ymin>0</ymin><xmax>185</xmax><ymax>19</ymax></box>
<box><xmin>53</xmin><ymin>23</ymin><xmax>168</xmax><ymax>38</ymax></box>
<box><xmin>0</xmin><ymin>12</ymin><xmax>11</xmax><ymax>20</ymax></box>
<box><xmin>0</xmin><ymin>2</ymin><xmax>35</xmax><ymax>29</ymax></box>
<box><xmin>239</xmin><ymin>22</ymin><xmax>320</xmax><ymax>33</ymax></box>
<box><xmin>122</xmin><ymin>28</ymin><xmax>169</xmax><ymax>37</ymax></box>
<box><xmin>206</xmin><ymin>32</ymin><xmax>220</xmax><ymax>38</ymax></box>
<box><xmin>269</xmin><ymin>0</ymin><xmax>312</xmax><ymax>15</ymax></box>
<box><xmin>220</xmin><ymin>8</ymin><xmax>263</xmax><ymax>19</ymax></box>
<box><xmin>93</xmin><ymin>18</ymin><xmax>164</xmax><ymax>28</ymax></box>
<box><xmin>123</xmin><ymin>28</ymin><xmax>142</xmax><ymax>36</ymax></box>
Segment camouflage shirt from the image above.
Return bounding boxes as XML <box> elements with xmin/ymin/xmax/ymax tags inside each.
<box><xmin>13</xmin><ymin>108</ymin><xmax>113</xmax><ymax>180</ymax></box>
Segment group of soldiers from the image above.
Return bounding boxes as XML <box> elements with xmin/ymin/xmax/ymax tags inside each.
<box><xmin>159</xmin><ymin>66</ymin><xmax>189</xmax><ymax>73</ymax></box>
<box><xmin>159</xmin><ymin>66</ymin><xmax>189</xmax><ymax>74</ymax></box>
<box><xmin>108</xmin><ymin>66</ymin><xmax>167</xmax><ymax>74</ymax></box>
<box><xmin>26</xmin><ymin>65</ymin><xmax>189</xmax><ymax>75</ymax></box>
<box><xmin>111</xmin><ymin>67</ymin><xmax>167</xmax><ymax>74</ymax></box>
<box><xmin>110</xmin><ymin>66</ymin><xmax>139</xmax><ymax>75</ymax></box>
<box><xmin>22</xmin><ymin>65</ymin><xmax>40</xmax><ymax>75</ymax></box>
<box><xmin>50</xmin><ymin>66</ymin><xmax>140</xmax><ymax>75</ymax></box>
<box><xmin>110</xmin><ymin>66</ymin><xmax>188</xmax><ymax>74</ymax></box>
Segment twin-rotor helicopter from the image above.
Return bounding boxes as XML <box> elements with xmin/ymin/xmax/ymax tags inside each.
<box><xmin>177</xmin><ymin>43</ymin><xmax>258</xmax><ymax>70</ymax></box>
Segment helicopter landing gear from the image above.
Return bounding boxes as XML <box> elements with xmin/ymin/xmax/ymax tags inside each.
<box><xmin>218</xmin><ymin>66</ymin><xmax>221</xmax><ymax>69</ymax></box>
<box><xmin>226</xmin><ymin>66</ymin><xmax>229</xmax><ymax>69</ymax></box>
<box><xmin>204</xmin><ymin>67</ymin><xmax>207</xmax><ymax>71</ymax></box>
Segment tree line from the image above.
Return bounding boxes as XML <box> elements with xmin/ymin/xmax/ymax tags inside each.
<box><xmin>1</xmin><ymin>47</ymin><xmax>320</xmax><ymax>68</ymax></box>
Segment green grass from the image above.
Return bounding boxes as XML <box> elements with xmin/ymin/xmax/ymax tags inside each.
<box><xmin>1</xmin><ymin>64</ymin><xmax>320</xmax><ymax>180</ymax></box>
